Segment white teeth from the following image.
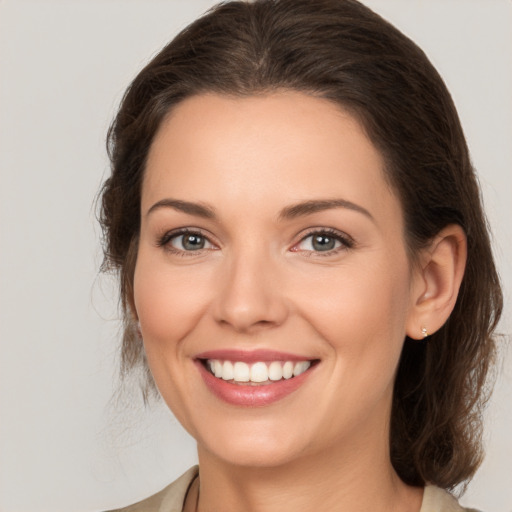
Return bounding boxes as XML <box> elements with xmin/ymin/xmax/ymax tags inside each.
<box><xmin>293</xmin><ymin>361</ymin><xmax>311</xmax><ymax>377</ymax></box>
<box><xmin>282</xmin><ymin>361</ymin><xmax>294</xmax><ymax>379</ymax></box>
<box><xmin>222</xmin><ymin>361</ymin><xmax>234</xmax><ymax>380</ymax></box>
<box><xmin>206</xmin><ymin>359</ymin><xmax>313</xmax><ymax>383</ymax></box>
<box><xmin>233</xmin><ymin>362</ymin><xmax>250</xmax><ymax>382</ymax></box>
<box><xmin>268</xmin><ymin>361</ymin><xmax>283</xmax><ymax>381</ymax></box>
<box><xmin>213</xmin><ymin>360</ymin><xmax>223</xmax><ymax>378</ymax></box>
<box><xmin>250</xmin><ymin>362</ymin><xmax>268</xmax><ymax>382</ymax></box>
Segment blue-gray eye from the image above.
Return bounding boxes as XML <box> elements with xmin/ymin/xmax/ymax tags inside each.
<box><xmin>171</xmin><ymin>233</ymin><xmax>210</xmax><ymax>251</ymax></box>
<box><xmin>311</xmin><ymin>234</ymin><xmax>337</xmax><ymax>251</ymax></box>
<box><xmin>297</xmin><ymin>233</ymin><xmax>344</xmax><ymax>252</ymax></box>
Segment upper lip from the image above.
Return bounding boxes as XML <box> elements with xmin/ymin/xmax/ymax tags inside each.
<box><xmin>195</xmin><ymin>349</ymin><xmax>316</xmax><ymax>363</ymax></box>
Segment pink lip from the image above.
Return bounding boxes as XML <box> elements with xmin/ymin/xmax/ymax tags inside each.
<box><xmin>194</xmin><ymin>354</ymin><xmax>317</xmax><ymax>407</ymax></box>
<box><xmin>195</xmin><ymin>349</ymin><xmax>311</xmax><ymax>363</ymax></box>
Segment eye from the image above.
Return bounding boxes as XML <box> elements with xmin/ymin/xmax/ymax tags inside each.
<box><xmin>173</xmin><ymin>232</ymin><xmax>210</xmax><ymax>251</ymax></box>
<box><xmin>293</xmin><ymin>229</ymin><xmax>353</xmax><ymax>254</ymax></box>
<box><xmin>158</xmin><ymin>229</ymin><xmax>215</xmax><ymax>254</ymax></box>
<box><xmin>300</xmin><ymin>233</ymin><xmax>340</xmax><ymax>252</ymax></box>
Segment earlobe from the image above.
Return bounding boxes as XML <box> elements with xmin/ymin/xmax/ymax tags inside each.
<box><xmin>406</xmin><ymin>225</ymin><xmax>467</xmax><ymax>340</ymax></box>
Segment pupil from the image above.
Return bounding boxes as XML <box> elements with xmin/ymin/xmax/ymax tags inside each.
<box><xmin>183</xmin><ymin>234</ymin><xmax>204</xmax><ymax>250</ymax></box>
<box><xmin>313</xmin><ymin>235</ymin><xmax>335</xmax><ymax>251</ymax></box>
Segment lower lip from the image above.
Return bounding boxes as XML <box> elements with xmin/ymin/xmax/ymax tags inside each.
<box><xmin>195</xmin><ymin>361</ymin><xmax>315</xmax><ymax>407</ymax></box>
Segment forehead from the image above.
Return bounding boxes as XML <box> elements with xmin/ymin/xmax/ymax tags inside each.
<box><xmin>142</xmin><ymin>92</ymin><xmax>401</xmax><ymax>228</ymax></box>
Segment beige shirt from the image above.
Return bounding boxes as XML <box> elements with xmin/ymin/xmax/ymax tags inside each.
<box><xmin>107</xmin><ymin>466</ymin><xmax>479</xmax><ymax>512</ymax></box>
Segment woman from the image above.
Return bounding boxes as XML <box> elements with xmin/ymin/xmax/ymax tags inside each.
<box><xmin>99</xmin><ymin>0</ymin><xmax>503</xmax><ymax>510</ymax></box>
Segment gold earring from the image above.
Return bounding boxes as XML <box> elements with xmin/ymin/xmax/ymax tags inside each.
<box><xmin>421</xmin><ymin>327</ymin><xmax>429</xmax><ymax>338</ymax></box>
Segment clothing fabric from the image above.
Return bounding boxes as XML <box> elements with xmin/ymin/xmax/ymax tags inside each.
<box><xmin>106</xmin><ymin>465</ymin><xmax>480</xmax><ymax>512</ymax></box>
<box><xmin>106</xmin><ymin>467</ymin><xmax>198</xmax><ymax>512</ymax></box>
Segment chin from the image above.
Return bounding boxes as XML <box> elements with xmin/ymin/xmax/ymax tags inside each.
<box><xmin>196</xmin><ymin>420</ymin><xmax>311</xmax><ymax>469</ymax></box>
<box><xmin>205</xmin><ymin>441</ymin><xmax>302</xmax><ymax>469</ymax></box>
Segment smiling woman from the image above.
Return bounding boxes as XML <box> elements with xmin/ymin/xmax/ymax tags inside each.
<box><xmin>98</xmin><ymin>1</ymin><xmax>503</xmax><ymax>511</ymax></box>
<box><xmin>136</xmin><ymin>93</ymin><xmax>423</xmax><ymax>471</ymax></box>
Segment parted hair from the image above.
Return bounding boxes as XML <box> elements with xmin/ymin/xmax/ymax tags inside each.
<box><xmin>99</xmin><ymin>0</ymin><xmax>503</xmax><ymax>490</ymax></box>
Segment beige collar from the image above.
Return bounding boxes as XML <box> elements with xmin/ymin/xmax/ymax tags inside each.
<box><xmin>129</xmin><ymin>466</ymin><xmax>472</xmax><ymax>512</ymax></box>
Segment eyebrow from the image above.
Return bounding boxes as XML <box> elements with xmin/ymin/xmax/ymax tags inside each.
<box><xmin>147</xmin><ymin>199</ymin><xmax>216</xmax><ymax>219</ymax></box>
<box><xmin>146</xmin><ymin>198</ymin><xmax>374</xmax><ymax>222</ymax></box>
<box><xmin>278</xmin><ymin>199</ymin><xmax>374</xmax><ymax>222</ymax></box>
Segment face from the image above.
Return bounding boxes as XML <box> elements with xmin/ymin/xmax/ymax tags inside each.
<box><xmin>134</xmin><ymin>92</ymin><xmax>421</xmax><ymax>469</ymax></box>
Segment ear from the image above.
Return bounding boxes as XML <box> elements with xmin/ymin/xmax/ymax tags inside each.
<box><xmin>406</xmin><ymin>224</ymin><xmax>467</xmax><ymax>340</ymax></box>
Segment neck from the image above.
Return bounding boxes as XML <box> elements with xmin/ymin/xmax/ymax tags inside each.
<box><xmin>193</xmin><ymin>426</ymin><xmax>422</xmax><ymax>512</ymax></box>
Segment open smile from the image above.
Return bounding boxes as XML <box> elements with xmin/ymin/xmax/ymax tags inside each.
<box><xmin>204</xmin><ymin>359</ymin><xmax>312</xmax><ymax>383</ymax></box>
<box><xmin>195</xmin><ymin>350</ymin><xmax>319</xmax><ymax>406</ymax></box>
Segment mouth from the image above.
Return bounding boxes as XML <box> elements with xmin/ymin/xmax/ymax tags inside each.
<box><xmin>200</xmin><ymin>358</ymin><xmax>315</xmax><ymax>385</ymax></box>
<box><xmin>194</xmin><ymin>350</ymin><xmax>319</xmax><ymax>406</ymax></box>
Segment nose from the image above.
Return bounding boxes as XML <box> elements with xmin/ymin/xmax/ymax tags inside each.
<box><xmin>212</xmin><ymin>248</ymin><xmax>289</xmax><ymax>333</ymax></box>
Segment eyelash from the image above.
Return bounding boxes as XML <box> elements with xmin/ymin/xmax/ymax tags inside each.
<box><xmin>293</xmin><ymin>227</ymin><xmax>354</xmax><ymax>257</ymax></box>
<box><xmin>156</xmin><ymin>227</ymin><xmax>354</xmax><ymax>257</ymax></box>
<box><xmin>156</xmin><ymin>228</ymin><xmax>213</xmax><ymax>257</ymax></box>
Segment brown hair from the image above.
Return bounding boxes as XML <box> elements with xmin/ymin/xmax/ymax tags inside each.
<box><xmin>99</xmin><ymin>0</ymin><xmax>503</xmax><ymax>490</ymax></box>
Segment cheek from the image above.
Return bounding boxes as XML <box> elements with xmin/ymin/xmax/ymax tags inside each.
<box><xmin>133</xmin><ymin>253</ymin><xmax>212</xmax><ymax>345</ymax></box>
<box><xmin>293</xmin><ymin>256</ymin><xmax>412</xmax><ymax>366</ymax></box>
<box><xmin>292</xmin><ymin>259</ymin><xmax>412</xmax><ymax>433</ymax></box>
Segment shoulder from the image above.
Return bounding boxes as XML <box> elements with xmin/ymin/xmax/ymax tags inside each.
<box><xmin>421</xmin><ymin>485</ymin><xmax>482</xmax><ymax>512</ymax></box>
<box><xmin>105</xmin><ymin>466</ymin><xmax>199</xmax><ymax>512</ymax></box>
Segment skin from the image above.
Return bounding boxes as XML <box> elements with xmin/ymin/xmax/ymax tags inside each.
<box><xmin>133</xmin><ymin>92</ymin><xmax>466</xmax><ymax>512</ymax></box>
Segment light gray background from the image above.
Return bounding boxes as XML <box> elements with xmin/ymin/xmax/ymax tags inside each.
<box><xmin>0</xmin><ymin>1</ymin><xmax>510</xmax><ymax>511</ymax></box>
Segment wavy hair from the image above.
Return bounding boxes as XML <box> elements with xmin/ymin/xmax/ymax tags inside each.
<box><xmin>99</xmin><ymin>0</ymin><xmax>503</xmax><ymax>489</ymax></box>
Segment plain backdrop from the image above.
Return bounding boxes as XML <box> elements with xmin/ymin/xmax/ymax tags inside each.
<box><xmin>0</xmin><ymin>1</ymin><xmax>510</xmax><ymax>511</ymax></box>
